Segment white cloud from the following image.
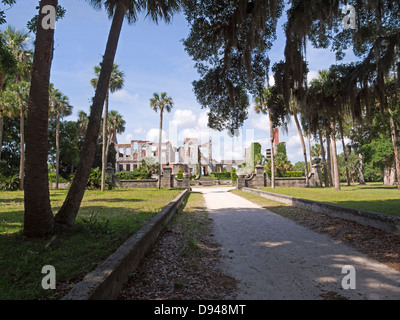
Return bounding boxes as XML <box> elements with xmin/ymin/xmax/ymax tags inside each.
<box><xmin>124</xmin><ymin>134</ymin><xmax>133</xmax><ymax>143</ymax></box>
<box><xmin>307</xmin><ymin>70</ymin><xmax>320</xmax><ymax>84</ymax></box>
<box><xmin>171</xmin><ymin>109</ymin><xmax>197</xmax><ymax>128</ymax></box>
<box><xmin>197</xmin><ymin>111</ymin><xmax>209</xmax><ymax>129</ymax></box>
<box><xmin>133</xmin><ymin>126</ymin><xmax>145</xmax><ymax>135</ymax></box>
<box><xmin>146</xmin><ymin>128</ymin><xmax>167</xmax><ymax>142</ymax></box>
<box><xmin>250</xmin><ymin>114</ymin><xmax>270</xmax><ymax>132</ymax></box>
<box><xmin>287</xmin><ymin>134</ymin><xmax>302</xmax><ymax>148</ymax></box>
<box><xmin>268</xmin><ymin>74</ymin><xmax>275</xmax><ymax>86</ymax></box>
<box><xmin>111</xmin><ymin>89</ymin><xmax>139</xmax><ymax>104</ymax></box>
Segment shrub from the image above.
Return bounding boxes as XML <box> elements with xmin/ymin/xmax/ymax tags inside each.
<box><xmin>210</xmin><ymin>172</ymin><xmax>232</xmax><ymax>180</ymax></box>
<box><xmin>87</xmin><ymin>168</ymin><xmax>113</xmax><ymax>190</ymax></box>
<box><xmin>48</xmin><ymin>172</ymin><xmax>68</xmax><ymax>183</ymax></box>
<box><xmin>116</xmin><ymin>169</ymin><xmax>151</xmax><ymax>180</ymax></box>
<box><xmin>266</xmin><ymin>170</ymin><xmax>303</xmax><ymax>178</ymax></box>
<box><xmin>177</xmin><ymin>169</ymin><xmax>183</xmax><ymax>179</ymax></box>
<box><xmin>0</xmin><ymin>174</ymin><xmax>20</xmax><ymax>191</ymax></box>
<box><xmin>285</xmin><ymin>171</ymin><xmax>303</xmax><ymax>178</ymax></box>
<box><xmin>231</xmin><ymin>168</ymin><xmax>237</xmax><ymax>183</ymax></box>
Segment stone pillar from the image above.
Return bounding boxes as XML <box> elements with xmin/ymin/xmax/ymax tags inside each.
<box><xmin>237</xmin><ymin>175</ymin><xmax>246</xmax><ymax>189</ymax></box>
<box><xmin>182</xmin><ymin>172</ymin><xmax>190</xmax><ymax>189</ymax></box>
<box><xmin>161</xmin><ymin>166</ymin><xmax>172</xmax><ymax>188</ymax></box>
<box><xmin>311</xmin><ymin>164</ymin><xmax>323</xmax><ymax>187</ymax></box>
<box><xmin>254</xmin><ymin>162</ymin><xmax>266</xmax><ymax>188</ymax></box>
<box><xmin>105</xmin><ymin>162</ymin><xmax>114</xmax><ymax>177</ymax></box>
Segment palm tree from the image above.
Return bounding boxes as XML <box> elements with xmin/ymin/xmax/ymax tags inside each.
<box><xmin>150</xmin><ymin>92</ymin><xmax>174</xmax><ymax>189</ymax></box>
<box><xmin>49</xmin><ymin>85</ymin><xmax>73</xmax><ymax>189</ymax></box>
<box><xmin>290</xmin><ymin>99</ymin><xmax>310</xmax><ymax>186</ymax></box>
<box><xmin>55</xmin><ymin>0</ymin><xmax>182</xmax><ymax>227</ymax></box>
<box><xmin>107</xmin><ymin>109</ymin><xmax>125</xmax><ymax>158</ymax></box>
<box><xmin>91</xmin><ymin>63</ymin><xmax>124</xmax><ymax>192</ymax></box>
<box><xmin>77</xmin><ymin>110</ymin><xmax>89</xmax><ymax>139</ymax></box>
<box><xmin>24</xmin><ymin>0</ymin><xmax>58</xmax><ymax>238</ymax></box>
<box><xmin>255</xmin><ymin>87</ymin><xmax>275</xmax><ymax>188</ymax></box>
<box><xmin>0</xmin><ymin>27</ymin><xmax>30</xmax><ymax>162</ymax></box>
<box><xmin>2</xmin><ymin>26</ymin><xmax>32</xmax><ymax>83</ymax></box>
<box><xmin>307</xmin><ymin>70</ymin><xmax>341</xmax><ymax>191</ymax></box>
<box><xmin>0</xmin><ymin>32</ymin><xmax>17</xmax><ymax>94</ymax></box>
<box><xmin>3</xmin><ymin>81</ymin><xmax>30</xmax><ymax>190</ymax></box>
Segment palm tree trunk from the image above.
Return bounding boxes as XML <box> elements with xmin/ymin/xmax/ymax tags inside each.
<box><xmin>388</xmin><ymin>107</ymin><xmax>400</xmax><ymax>190</ymax></box>
<box><xmin>19</xmin><ymin>107</ymin><xmax>24</xmax><ymax>190</ymax></box>
<box><xmin>55</xmin><ymin>110</ymin><xmax>60</xmax><ymax>189</ymax></box>
<box><xmin>308</xmin><ymin>134</ymin><xmax>313</xmax><ymax>168</ymax></box>
<box><xmin>0</xmin><ymin>111</ymin><xmax>3</xmax><ymax>161</ymax></box>
<box><xmin>0</xmin><ymin>73</ymin><xmax>6</xmax><ymax>93</ymax></box>
<box><xmin>319</xmin><ymin>131</ymin><xmax>329</xmax><ymax>187</ymax></box>
<box><xmin>24</xmin><ymin>0</ymin><xmax>57</xmax><ymax>238</ymax></box>
<box><xmin>331</xmin><ymin>123</ymin><xmax>341</xmax><ymax>191</ymax></box>
<box><xmin>268</xmin><ymin>113</ymin><xmax>275</xmax><ymax>188</ymax></box>
<box><xmin>101</xmin><ymin>90</ymin><xmax>109</xmax><ymax>192</ymax></box>
<box><xmin>339</xmin><ymin>118</ymin><xmax>350</xmax><ymax>186</ymax></box>
<box><xmin>326</xmin><ymin>133</ymin><xmax>333</xmax><ymax>186</ymax></box>
<box><xmin>158</xmin><ymin>109</ymin><xmax>163</xmax><ymax>190</ymax></box>
<box><xmin>358</xmin><ymin>153</ymin><xmax>366</xmax><ymax>185</ymax></box>
<box><xmin>105</xmin><ymin>136</ymin><xmax>111</xmax><ymax>168</ymax></box>
<box><xmin>55</xmin><ymin>2</ymin><xmax>127</xmax><ymax>227</ymax></box>
<box><xmin>292</xmin><ymin>108</ymin><xmax>309</xmax><ymax>186</ymax></box>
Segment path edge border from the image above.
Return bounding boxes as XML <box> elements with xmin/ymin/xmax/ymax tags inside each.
<box><xmin>62</xmin><ymin>189</ymin><xmax>189</xmax><ymax>300</ymax></box>
<box><xmin>241</xmin><ymin>187</ymin><xmax>400</xmax><ymax>235</ymax></box>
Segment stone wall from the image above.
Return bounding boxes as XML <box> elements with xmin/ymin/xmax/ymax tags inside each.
<box><xmin>237</xmin><ymin>164</ymin><xmax>323</xmax><ymax>189</ymax></box>
<box><xmin>49</xmin><ymin>182</ymin><xmax>70</xmax><ymax>189</ymax></box>
<box><xmin>116</xmin><ymin>179</ymin><xmax>158</xmax><ymax>188</ymax></box>
<box><xmin>242</xmin><ymin>187</ymin><xmax>400</xmax><ymax>235</ymax></box>
<box><xmin>109</xmin><ymin>166</ymin><xmax>190</xmax><ymax>190</ymax></box>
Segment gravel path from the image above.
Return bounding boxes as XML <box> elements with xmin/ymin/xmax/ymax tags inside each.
<box><xmin>193</xmin><ymin>187</ymin><xmax>400</xmax><ymax>300</ymax></box>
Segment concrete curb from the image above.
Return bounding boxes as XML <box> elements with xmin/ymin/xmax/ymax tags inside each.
<box><xmin>62</xmin><ymin>189</ymin><xmax>189</xmax><ymax>300</ymax></box>
<box><xmin>241</xmin><ymin>187</ymin><xmax>400</xmax><ymax>235</ymax></box>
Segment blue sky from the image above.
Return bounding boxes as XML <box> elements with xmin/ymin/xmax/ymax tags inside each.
<box><xmin>3</xmin><ymin>0</ymin><xmax>358</xmax><ymax>164</ymax></box>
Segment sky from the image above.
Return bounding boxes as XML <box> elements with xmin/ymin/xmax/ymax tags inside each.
<box><xmin>2</xmin><ymin>0</ymin><xmax>358</xmax><ymax>165</ymax></box>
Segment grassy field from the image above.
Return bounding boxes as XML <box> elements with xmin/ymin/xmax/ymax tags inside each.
<box><xmin>0</xmin><ymin>188</ymin><xmax>182</xmax><ymax>300</ymax></box>
<box><xmin>260</xmin><ymin>183</ymin><xmax>400</xmax><ymax>216</ymax></box>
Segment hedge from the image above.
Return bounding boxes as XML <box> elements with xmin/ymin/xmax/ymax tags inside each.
<box><xmin>116</xmin><ymin>169</ymin><xmax>151</xmax><ymax>180</ymax></box>
<box><xmin>285</xmin><ymin>171</ymin><xmax>303</xmax><ymax>178</ymax></box>
<box><xmin>266</xmin><ymin>171</ymin><xmax>303</xmax><ymax>178</ymax></box>
<box><xmin>210</xmin><ymin>172</ymin><xmax>232</xmax><ymax>180</ymax></box>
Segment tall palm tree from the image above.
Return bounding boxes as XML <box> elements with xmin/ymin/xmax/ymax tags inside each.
<box><xmin>3</xmin><ymin>81</ymin><xmax>30</xmax><ymax>190</ymax></box>
<box><xmin>0</xmin><ymin>27</ymin><xmax>30</xmax><ymax>162</ymax></box>
<box><xmin>0</xmin><ymin>77</ymin><xmax>14</xmax><ymax>161</ymax></box>
<box><xmin>55</xmin><ymin>0</ymin><xmax>182</xmax><ymax>227</ymax></box>
<box><xmin>49</xmin><ymin>84</ymin><xmax>73</xmax><ymax>189</ymax></box>
<box><xmin>0</xmin><ymin>32</ymin><xmax>17</xmax><ymax>93</ymax></box>
<box><xmin>307</xmin><ymin>70</ymin><xmax>341</xmax><ymax>191</ymax></box>
<box><xmin>2</xmin><ymin>26</ymin><xmax>32</xmax><ymax>83</ymax></box>
<box><xmin>91</xmin><ymin>63</ymin><xmax>124</xmax><ymax>192</ymax></box>
<box><xmin>107</xmin><ymin>109</ymin><xmax>125</xmax><ymax>158</ymax></box>
<box><xmin>24</xmin><ymin>0</ymin><xmax>58</xmax><ymax>238</ymax></box>
<box><xmin>290</xmin><ymin>99</ymin><xmax>310</xmax><ymax>186</ymax></box>
<box><xmin>77</xmin><ymin>110</ymin><xmax>89</xmax><ymax>139</ymax></box>
<box><xmin>255</xmin><ymin>87</ymin><xmax>275</xmax><ymax>188</ymax></box>
<box><xmin>150</xmin><ymin>92</ymin><xmax>173</xmax><ymax>189</ymax></box>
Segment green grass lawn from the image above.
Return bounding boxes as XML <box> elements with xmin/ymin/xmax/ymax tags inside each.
<box><xmin>0</xmin><ymin>188</ymin><xmax>182</xmax><ymax>300</ymax></box>
<box><xmin>260</xmin><ymin>183</ymin><xmax>400</xmax><ymax>216</ymax></box>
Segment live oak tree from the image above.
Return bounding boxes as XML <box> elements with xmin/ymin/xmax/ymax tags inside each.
<box><xmin>183</xmin><ymin>0</ymin><xmax>283</xmax><ymax>133</ymax></box>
